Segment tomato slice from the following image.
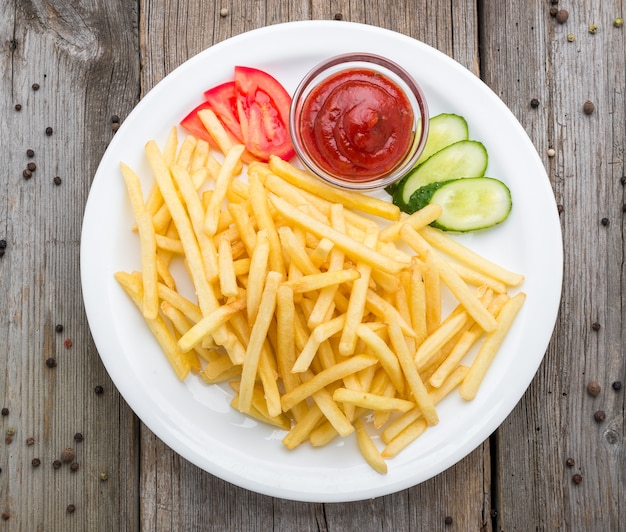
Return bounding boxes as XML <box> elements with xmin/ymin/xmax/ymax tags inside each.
<box><xmin>180</xmin><ymin>100</ymin><xmax>219</xmax><ymax>146</ymax></box>
<box><xmin>234</xmin><ymin>66</ymin><xmax>295</xmax><ymax>161</ymax></box>
<box><xmin>203</xmin><ymin>81</ymin><xmax>244</xmax><ymax>142</ymax></box>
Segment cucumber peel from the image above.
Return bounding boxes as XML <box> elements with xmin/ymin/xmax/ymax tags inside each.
<box><xmin>409</xmin><ymin>177</ymin><xmax>512</xmax><ymax>232</ymax></box>
<box><xmin>393</xmin><ymin>140</ymin><xmax>488</xmax><ymax>209</ymax></box>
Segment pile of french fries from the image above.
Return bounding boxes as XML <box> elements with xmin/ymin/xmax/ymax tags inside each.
<box><xmin>115</xmin><ymin>110</ymin><xmax>525</xmax><ymax>474</ymax></box>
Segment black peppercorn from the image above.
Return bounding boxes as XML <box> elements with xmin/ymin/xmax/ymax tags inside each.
<box><xmin>601</xmin><ymin>217</ymin><xmax>609</xmax><ymax>226</ymax></box>
<box><xmin>52</xmin><ymin>460</ymin><xmax>62</xmax><ymax>469</ymax></box>
<box><xmin>32</xmin><ymin>83</ymin><xmax>40</xmax><ymax>91</ymax></box>
<box><xmin>334</xmin><ymin>13</ymin><xmax>343</xmax><ymax>20</ymax></box>
<box><xmin>26</xmin><ymin>149</ymin><xmax>34</xmax><ymax>158</ymax></box>
<box><xmin>591</xmin><ymin>322</ymin><xmax>601</xmax><ymax>331</ymax></box>
<box><xmin>0</xmin><ymin>240</ymin><xmax>6</xmax><ymax>250</ymax></box>
<box><xmin>23</xmin><ymin>169</ymin><xmax>32</xmax><ymax>179</ymax></box>
<box><xmin>572</xmin><ymin>473</ymin><xmax>583</xmax><ymax>484</ymax></box>
<box><xmin>111</xmin><ymin>115</ymin><xmax>120</xmax><ymax>123</ymax></box>
<box><xmin>593</xmin><ymin>410</ymin><xmax>606</xmax><ymax>422</ymax></box>
<box><xmin>45</xmin><ymin>358</ymin><xmax>57</xmax><ymax>368</ymax></box>
<box><xmin>53</xmin><ymin>176</ymin><xmax>62</xmax><ymax>186</ymax></box>
<box><xmin>94</xmin><ymin>385</ymin><xmax>104</xmax><ymax>395</ymax></box>
<box><xmin>27</xmin><ymin>162</ymin><xmax>36</xmax><ymax>172</ymax></box>
<box><xmin>612</xmin><ymin>381</ymin><xmax>622</xmax><ymax>391</ymax></box>
<box><xmin>14</xmin><ymin>104</ymin><xmax>22</xmax><ymax>111</ymax></box>
<box><xmin>530</xmin><ymin>98</ymin><xmax>540</xmax><ymax>108</ymax></box>
<box><xmin>45</xmin><ymin>126</ymin><xmax>53</xmax><ymax>136</ymax></box>
<box><xmin>0</xmin><ymin>408</ymin><xmax>8</xmax><ymax>416</ymax></box>
<box><xmin>31</xmin><ymin>458</ymin><xmax>41</xmax><ymax>467</ymax></box>
<box><xmin>444</xmin><ymin>516</ymin><xmax>453</xmax><ymax>525</ymax></box>
<box><xmin>549</xmin><ymin>6</ymin><xmax>558</xmax><ymax>16</ymax></box>
<box><xmin>55</xmin><ymin>324</ymin><xmax>64</xmax><ymax>333</ymax></box>
<box><xmin>70</xmin><ymin>462</ymin><xmax>79</xmax><ymax>472</ymax></box>
<box><xmin>1</xmin><ymin>512</ymin><xmax>9</xmax><ymax>520</ymax></box>
<box><xmin>26</xmin><ymin>437</ymin><xmax>35</xmax><ymax>446</ymax></box>
<box><xmin>66</xmin><ymin>504</ymin><xmax>76</xmax><ymax>514</ymax></box>
<box><xmin>565</xmin><ymin>457</ymin><xmax>575</xmax><ymax>467</ymax></box>
<box><xmin>73</xmin><ymin>432</ymin><xmax>84</xmax><ymax>442</ymax></box>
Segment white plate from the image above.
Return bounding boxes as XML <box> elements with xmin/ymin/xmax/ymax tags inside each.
<box><xmin>81</xmin><ymin>20</ymin><xmax>563</xmax><ymax>502</ymax></box>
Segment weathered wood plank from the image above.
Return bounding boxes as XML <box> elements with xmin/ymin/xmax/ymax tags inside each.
<box><xmin>0</xmin><ymin>1</ymin><xmax>140</xmax><ymax>529</ymax></box>
<box><xmin>480</xmin><ymin>1</ymin><xmax>625</xmax><ymax>529</ymax></box>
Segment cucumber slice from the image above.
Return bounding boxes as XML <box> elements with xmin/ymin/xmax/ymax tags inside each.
<box><xmin>385</xmin><ymin>113</ymin><xmax>468</xmax><ymax>195</ymax></box>
<box><xmin>416</xmin><ymin>113</ymin><xmax>469</xmax><ymax>165</ymax></box>
<box><xmin>409</xmin><ymin>177</ymin><xmax>512</xmax><ymax>232</ymax></box>
<box><xmin>395</xmin><ymin>140</ymin><xmax>488</xmax><ymax>209</ymax></box>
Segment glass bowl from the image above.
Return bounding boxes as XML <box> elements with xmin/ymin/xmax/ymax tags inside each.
<box><xmin>289</xmin><ymin>52</ymin><xmax>429</xmax><ymax>191</ymax></box>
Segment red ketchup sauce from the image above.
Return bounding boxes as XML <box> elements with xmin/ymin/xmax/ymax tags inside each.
<box><xmin>299</xmin><ymin>68</ymin><xmax>414</xmax><ymax>182</ymax></box>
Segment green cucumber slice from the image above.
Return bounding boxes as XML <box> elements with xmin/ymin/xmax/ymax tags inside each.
<box><xmin>385</xmin><ymin>113</ymin><xmax>468</xmax><ymax>195</ymax></box>
<box><xmin>415</xmin><ymin>113</ymin><xmax>469</xmax><ymax>165</ymax></box>
<box><xmin>395</xmin><ymin>140</ymin><xmax>488</xmax><ymax>209</ymax></box>
<box><xmin>409</xmin><ymin>177</ymin><xmax>512</xmax><ymax>232</ymax></box>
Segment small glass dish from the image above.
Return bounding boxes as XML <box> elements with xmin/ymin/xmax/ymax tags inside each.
<box><xmin>289</xmin><ymin>52</ymin><xmax>429</xmax><ymax>191</ymax></box>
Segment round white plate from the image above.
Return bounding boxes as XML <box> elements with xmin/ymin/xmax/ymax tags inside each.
<box><xmin>81</xmin><ymin>20</ymin><xmax>563</xmax><ymax>502</ymax></box>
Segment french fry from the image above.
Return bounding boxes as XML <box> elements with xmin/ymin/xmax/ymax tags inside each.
<box><xmin>248</xmin><ymin>172</ymin><xmax>286</xmax><ymax>276</ymax></box>
<box><xmin>282</xmin><ymin>269</ymin><xmax>360</xmax><ymax>293</ymax></box>
<box><xmin>269</xmin><ymin>155</ymin><xmax>401</xmax><ymax>221</ymax></box>
<box><xmin>333</xmin><ymin>387</ymin><xmax>414</xmax><ymax>412</ymax></box>
<box><xmin>420</xmin><ymin>225</ymin><xmax>524</xmax><ymax>287</ymax></box>
<box><xmin>401</xmin><ymin>224</ymin><xmax>498</xmax><ymax>333</ymax></box>
<box><xmin>292</xmin><ymin>315</ymin><xmax>346</xmax><ymax>373</ymax></box>
<box><xmin>217</xmin><ymin>235</ymin><xmax>239</xmax><ymax>298</ymax></box>
<box><xmin>238</xmin><ymin>271</ymin><xmax>282</xmax><ymax>413</ymax></box>
<box><xmin>355</xmin><ymin>419</ymin><xmax>387</xmax><ymax>474</ymax></box>
<box><xmin>378</xmin><ymin>203</ymin><xmax>443</xmax><ymax>242</ymax></box>
<box><xmin>339</xmin><ymin>227</ymin><xmax>378</xmax><ymax>356</ymax></box>
<box><xmin>246</xmin><ymin>229</ymin><xmax>270</xmax><ymax>324</ymax></box>
<box><xmin>387</xmin><ymin>318</ymin><xmax>438</xmax><ymax>426</ymax></box>
<box><xmin>459</xmin><ymin>292</ymin><xmax>526</xmax><ymax>400</ymax></box>
<box><xmin>269</xmin><ymin>194</ymin><xmax>409</xmax><ymax>275</ymax></box>
<box><xmin>203</xmin><ymin>144</ymin><xmax>245</xmax><ymax>236</ymax></box>
<box><xmin>177</xmin><ymin>296</ymin><xmax>247</xmax><ymax>353</ymax></box>
<box><xmin>280</xmin><ymin>354</ymin><xmax>378</xmax><ymax>412</ymax></box>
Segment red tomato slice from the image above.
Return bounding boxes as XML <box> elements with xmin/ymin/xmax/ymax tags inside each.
<box><xmin>234</xmin><ymin>66</ymin><xmax>295</xmax><ymax>161</ymax></box>
<box><xmin>203</xmin><ymin>81</ymin><xmax>244</xmax><ymax>142</ymax></box>
<box><xmin>180</xmin><ymin>101</ymin><xmax>219</xmax><ymax>146</ymax></box>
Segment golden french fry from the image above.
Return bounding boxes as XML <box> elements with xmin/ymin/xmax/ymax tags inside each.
<box><xmin>355</xmin><ymin>418</ymin><xmax>387</xmax><ymax>474</ymax></box>
<box><xmin>292</xmin><ymin>315</ymin><xmax>346</xmax><ymax>373</ymax></box>
<box><xmin>387</xmin><ymin>318</ymin><xmax>438</xmax><ymax>426</ymax></box>
<box><xmin>281</xmin><ymin>354</ymin><xmax>378</xmax><ymax>412</ymax></box>
<box><xmin>177</xmin><ymin>296</ymin><xmax>246</xmax><ymax>353</ymax></box>
<box><xmin>282</xmin><ymin>404</ymin><xmax>324</xmax><ymax>450</ymax></box>
<box><xmin>145</xmin><ymin>141</ymin><xmax>217</xmax><ymax>316</ymax></box>
<box><xmin>414</xmin><ymin>309</ymin><xmax>470</xmax><ymax>368</ymax></box>
<box><xmin>459</xmin><ymin>292</ymin><xmax>526</xmax><ymax>400</ymax></box>
<box><xmin>246</xmin><ymin>229</ymin><xmax>270</xmax><ymax>325</ymax></box>
<box><xmin>283</xmin><ymin>268</ymin><xmax>360</xmax><ymax>294</ymax></box>
<box><xmin>269</xmin><ymin>155</ymin><xmax>401</xmax><ymax>221</ymax></box>
<box><xmin>355</xmin><ymin>324</ymin><xmax>404</xmax><ymax>393</ymax></box>
<box><xmin>401</xmin><ymin>224</ymin><xmax>498</xmax><ymax>333</ymax></box>
<box><xmin>269</xmin><ymin>194</ymin><xmax>409</xmax><ymax>275</ymax></box>
<box><xmin>238</xmin><ymin>271</ymin><xmax>282</xmax><ymax>413</ymax></box>
<box><xmin>114</xmin><ymin>271</ymin><xmax>191</xmax><ymax>380</ymax></box>
<box><xmin>420</xmin><ymin>225</ymin><xmax>524</xmax><ymax>287</ymax></box>
<box><xmin>339</xmin><ymin>227</ymin><xmax>378</xmax><ymax>356</ymax></box>
<box><xmin>217</xmin><ymin>235</ymin><xmax>239</xmax><ymax>298</ymax></box>
<box><xmin>333</xmin><ymin>387</ymin><xmax>414</xmax><ymax>412</ymax></box>
<box><xmin>248</xmin><ymin>172</ymin><xmax>286</xmax><ymax>276</ymax></box>
<box><xmin>203</xmin><ymin>144</ymin><xmax>245</xmax><ymax>236</ymax></box>
<box><xmin>381</xmin><ymin>418</ymin><xmax>428</xmax><ymax>458</ymax></box>
<box><xmin>379</xmin><ymin>203</ymin><xmax>443</xmax><ymax>242</ymax></box>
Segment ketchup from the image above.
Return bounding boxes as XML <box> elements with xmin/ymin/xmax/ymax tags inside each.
<box><xmin>299</xmin><ymin>68</ymin><xmax>414</xmax><ymax>182</ymax></box>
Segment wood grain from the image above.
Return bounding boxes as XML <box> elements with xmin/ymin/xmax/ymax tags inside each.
<box><xmin>1</xmin><ymin>0</ymin><xmax>624</xmax><ymax>529</ymax></box>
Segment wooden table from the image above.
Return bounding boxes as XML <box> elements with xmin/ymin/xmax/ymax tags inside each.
<box><xmin>1</xmin><ymin>1</ymin><xmax>624</xmax><ymax>530</ymax></box>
